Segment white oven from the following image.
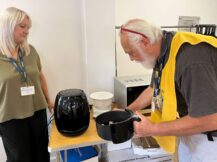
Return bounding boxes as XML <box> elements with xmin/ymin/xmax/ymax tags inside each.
<box><xmin>114</xmin><ymin>74</ymin><xmax>152</xmax><ymax>109</ymax></box>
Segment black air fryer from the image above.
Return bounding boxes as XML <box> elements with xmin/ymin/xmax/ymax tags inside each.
<box><xmin>54</xmin><ymin>89</ymin><xmax>90</xmax><ymax>136</ymax></box>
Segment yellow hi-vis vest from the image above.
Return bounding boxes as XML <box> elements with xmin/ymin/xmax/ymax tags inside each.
<box><xmin>150</xmin><ymin>32</ymin><xmax>217</xmax><ymax>153</ymax></box>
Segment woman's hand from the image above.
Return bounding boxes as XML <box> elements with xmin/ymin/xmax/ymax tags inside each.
<box><xmin>47</xmin><ymin>100</ymin><xmax>54</xmax><ymax>113</ymax></box>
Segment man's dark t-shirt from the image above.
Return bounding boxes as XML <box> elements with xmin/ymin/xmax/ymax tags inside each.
<box><xmin>152</xmin><ymin>32</ymin><xmax>217</xmax><ymax>136</ymax></box>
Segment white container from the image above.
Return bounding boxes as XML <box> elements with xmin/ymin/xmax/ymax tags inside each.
<box><xmin>107</xmin><ymin>139</ymin><xmax>132</xmax><ymax>151</ymax></box>
<box><xmin>92</xmin><ymin>106</ymin><xmax>112</xmax><ymax>118</ymax></box>
<box><xmin>90</xmin><ymin>91</ymin><xmax>113</xmax><ymax>110</ymax></box>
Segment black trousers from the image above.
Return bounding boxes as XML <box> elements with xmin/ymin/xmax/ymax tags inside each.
<box><xmin>0</xmin><ymin>109</ymin><xmax>50</xmax><ymax>162</ymax></box>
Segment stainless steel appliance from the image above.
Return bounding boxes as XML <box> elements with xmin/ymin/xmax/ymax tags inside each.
<box><xmin>114</xmin><ymin>75</ymin><xmax>151</xmax><ymax>109</ymax></box>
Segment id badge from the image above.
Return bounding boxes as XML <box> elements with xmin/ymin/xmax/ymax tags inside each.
<box><xmin>151</xmin><ymin>98</ymin><xmax>156</xmax><ymax>112</ymax></box>
<box><xmin>152</xmin><ymin>91</ymin><xmax>164</xmax><ymax>112</ymax></box>
<box><xmin>155</xmin><ymin>94</ymin><xmax>163</xmax><ymax>112</ymax></box>
<box><xmin>20</xmin><ymin>86</ymin><xmax>35</xmax><ymax>96</ymax></box>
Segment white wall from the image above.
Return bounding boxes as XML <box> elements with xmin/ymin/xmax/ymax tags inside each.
<box><xmin>115</xmin><ymin>0</ymin><xmax>217</xmax><ymax>26</ymax></box>
<box><xmin>1</xmin><ymin>0</ymin><xmax>215</xmax><ymax>102</ymax></box>
<box><xmin>115</xmin><ymin>0</ymin><xmax>217</xmax><ymax>77</ymax></box>
<box><xmin>0</xmin><ymin>0</ymin><xmax>87</xmax><ymax>160</ymax></box>
<box><xmin>82</xmin><ymin>0</ymin><xmax>116</xmax><ymax>95</ymax></box>
<box><xmin>0</xmin><ymin>0</ymin><xmax>216</xmax><ymax>116</ymax></box>
<box><xmin>0</xmin><ymin>0</ymin><xmax>116</xmax><ymax>159</ymax></box>
<box><xmin>0</xmin><ymin>0</ymin><xmax>86</xmax><ymax>101</ymax></box>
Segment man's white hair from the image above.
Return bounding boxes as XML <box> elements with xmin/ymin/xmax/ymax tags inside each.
<box><xmin>121</xmin><ymin>19</ymin><xmax>163</xmax><ymax>44</ymax></box>
<box><xmin>0</xmin><ymin>7</ymin><xmax>31</xmax><ymax>57</ymax></box>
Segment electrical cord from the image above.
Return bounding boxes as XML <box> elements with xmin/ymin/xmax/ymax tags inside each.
<box><xmin>47</xmin><ymin>113</ymin><xmax>54</xmax><ymax>127</ymax></box>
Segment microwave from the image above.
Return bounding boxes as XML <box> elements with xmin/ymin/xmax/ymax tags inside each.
<box><xmin>114</xmin><ymin>75</ymin><xmax>152</xmax><ymax>109</ymax></box>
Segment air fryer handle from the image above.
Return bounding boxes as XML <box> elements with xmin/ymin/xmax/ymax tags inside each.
<box><xmin>110</xmin><ymin>123</ymin><xmax>120</xmax><ymax>144</ymax></box>
<box><xmin>131</xmin><ymin>115</ymin><xmax>141</xmax><ymax>122</ymax></box>
<box><xmin>125</xmin><ymin>108</ymin><xmax>141</xmax><ymax>122</ymax></box>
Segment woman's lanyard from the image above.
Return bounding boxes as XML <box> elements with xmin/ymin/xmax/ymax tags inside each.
<box><xmin>8</xmin><ymin>48</ymin><xmax>27</xmax><ymax>83</ymax></box>
<box><xmin>8</xmin><ymin>48</ymin><xmax>35</xmax><ymax>96</ymax></box>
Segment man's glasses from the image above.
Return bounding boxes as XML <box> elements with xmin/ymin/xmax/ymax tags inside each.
<box><xmin>120</xmin><ymin>26</ymin><xmax>147</xmax><ymax>39</ymax></box>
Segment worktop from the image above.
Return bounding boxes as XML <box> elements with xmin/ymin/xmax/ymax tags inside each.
<box><xmin>48</xmin><ymin>111</ymin><xmax>106</xmax><ymax>153</ymax></box>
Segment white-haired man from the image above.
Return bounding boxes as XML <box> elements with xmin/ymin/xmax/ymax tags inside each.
<box><xmin>120</xmin><ymin>19</ymin><xmax>217</xmax><ymax>162</ymax></box>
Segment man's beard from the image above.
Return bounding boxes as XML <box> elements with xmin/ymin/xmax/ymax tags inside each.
<box><xmin>136</xmin><ymin>47</ymin><xmax>156</xmax><ymax>69</ymax></box>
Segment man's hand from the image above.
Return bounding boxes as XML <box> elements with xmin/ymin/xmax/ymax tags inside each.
<box><xmin>133</xmin><ymin>110</ymin><xmax>155</xmax><ymax>137</ymax></box>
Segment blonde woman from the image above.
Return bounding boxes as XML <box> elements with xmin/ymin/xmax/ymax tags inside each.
<box><xmin>0</xmin><ymin>7</ymin><xmax>53</xmax><ymax>162</ymax></box>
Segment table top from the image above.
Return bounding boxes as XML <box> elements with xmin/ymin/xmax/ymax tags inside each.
<box><xmin>48</xmin><ymin>112</ymin><xmax>106</xmax><ymax>152</ymax></box>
